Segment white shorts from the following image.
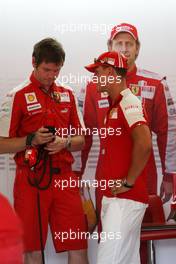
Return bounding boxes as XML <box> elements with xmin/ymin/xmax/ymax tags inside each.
<box><xmin>96</xmin><ymin>196</ymin><xmax>147</xmax><ymax>264</ymax></box>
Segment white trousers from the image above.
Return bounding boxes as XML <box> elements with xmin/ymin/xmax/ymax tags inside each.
<box><xmin>96</xmin><ymin>197</ymin><xmax>147</xmax><ymax>264</ymax></box>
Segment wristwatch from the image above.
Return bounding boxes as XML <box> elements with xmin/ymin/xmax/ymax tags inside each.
<box><xmin>122</xmin><ymin>179</ymin><xmax>134</xmax><ymax>189</ymax></box>
<box><xmin>65</xmin><ymin>136</ymin><xmax>71</xmax><ymax>150</ymax></box>
<box><xmin>26</xmin><ymin>133</ymin><xmax>36</xmax><ymax>146</ymax></box>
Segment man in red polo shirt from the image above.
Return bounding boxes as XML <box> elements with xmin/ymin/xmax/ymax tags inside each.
<box><xmin>79</xmin><ymin>23</ymin><xmax>176</xmax><ymax>204</ymax></box>
<box><xmin>0</xmin><ymin>38</ymin><xmax>88</xmax><ymax>264</ymax></box>
<box><xmin>85</xmin><ymin>51</ymin><xmax>152</xmax><ymax>264</ymax></box>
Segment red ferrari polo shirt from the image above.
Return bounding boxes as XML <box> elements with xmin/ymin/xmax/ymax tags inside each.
<box><xmin>0</xmin><ymin>73</ymin><xmax>84</xmax><ymax>167</ymax></box>
<box><xmin>97</xmin><ymin>88</ymin><xmax>149</xmax><ymax>204</ymax></box>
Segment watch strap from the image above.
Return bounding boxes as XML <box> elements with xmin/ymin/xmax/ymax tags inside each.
<box><xmin>123</xmin><ymin>179</ymin><xmax>134</xmax><ymax>189</ymax></box>
<box><xmin>26</xmin><ymin>133</ymin><xmax>36</xmax><ymax>146</ymax></box>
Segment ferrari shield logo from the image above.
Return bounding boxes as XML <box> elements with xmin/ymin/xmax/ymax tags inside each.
<box><xmin>53</xmin><ymin>91</ymin><xmax>61</xmax><ymax>103</ymax></box>
<box><xmin>130</xmin><ymin>84</ymin><xmax>141</xmax><ymax>96</ymax></box>
<box><xmin>109</xmin><ymin>108</ymin><xmax>118</xmax><ymax>119</ymax></box>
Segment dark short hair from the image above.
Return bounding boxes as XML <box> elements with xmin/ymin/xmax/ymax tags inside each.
<box><xmin>32</xmin><ymin>38</ymin><xmax>65</xmax><ymax>67</ymax></box>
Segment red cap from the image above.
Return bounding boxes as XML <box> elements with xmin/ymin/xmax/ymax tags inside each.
<box><xmin>85</xmin><ymin>51</ymin><xmax>128</xmax><ymax>73</ymax></box>
<box><xmin>110</xmin><ymin>23</ymin><xmax>138</xmax><ymax>41</ymax></box>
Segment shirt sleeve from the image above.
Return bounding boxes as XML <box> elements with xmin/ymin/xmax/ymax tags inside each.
<box><xmin>119</xmin><ymin>93</ymin><xmax>147</xmax><ymax>132</ymax></box>
<box><xmin>72</xmin><ymin>82</ymin><xmax>97</xmax><ymax>178</ymax></box>
<box><xmin>0</xmin><ymin>92</ymin><xmax>22</xmax><ymax>138</ymax></box>
<box><xmin>152</xmin><ymin>78</ymin><xmax>176</xmax><ymax>180</ymax></box>
<box><xmin>69</xmin><ymin>90</ymin><xmax>85</xmax><ymax>133</ymax></box>
<box><xmin>80</xmin><ymin>82</ymin><xmax>97</xmax><ymax>177</ymax></box>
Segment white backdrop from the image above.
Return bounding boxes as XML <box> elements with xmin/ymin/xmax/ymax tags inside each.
<box><xmin>0</xmin><ymin>0</ymin><xmax>176</xmax><ymax>263</ymax></box>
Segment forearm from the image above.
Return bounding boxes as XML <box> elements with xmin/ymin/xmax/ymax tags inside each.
<box><xmin>0</xmin><ymin>136</ymin><xmax>27</xmax><ymax>154</ymax></box>
<box><xmin>69</xmin><ymin>135</ymin><xmax>85</xmax><ymax>152</ymax></box>
<box><xmin>80</xmin><ymin>134</ymin><xmax>93</xmax><ymax>174</ymax></box>
<box><xmin>157</xmin><ymin>132</ymin><xmax>176</xmax><ymax>182</ymax></box>
<box><xmin>154</xmin><ymin>80</ymin><xmax>176</xmax><ymax>182</ymax></box>
<box><xmin>126</xmin><ymin>142</ymin><xmax>151</xmax><ymax>185</ymax></box>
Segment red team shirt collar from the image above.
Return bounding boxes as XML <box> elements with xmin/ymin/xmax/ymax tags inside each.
<box><xmin>108</xmin><ymin>88</ymin><xmax>132</xmax><ymax>108</ymax></box>
<box><xmin>30</xmin><ymin>71</ymin><xmax>56</xmax><ymax>93</ymax></box>
<box><xmin>108</xmin><ymin>91</ymin><xmax>124</xmax><ymax>108</ymax></box>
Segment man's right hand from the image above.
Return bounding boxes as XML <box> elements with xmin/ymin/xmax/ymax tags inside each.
<box><xmin>32</xmin><ymin>127</ymin><xmax>55</xmax><ymax>146</ymax></box>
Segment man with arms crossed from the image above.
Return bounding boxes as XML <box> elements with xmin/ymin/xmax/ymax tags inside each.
<box><xmin>85</xmin><ymin>50</ymin><xmax>152</xmax><ymax>264</ymax></box>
